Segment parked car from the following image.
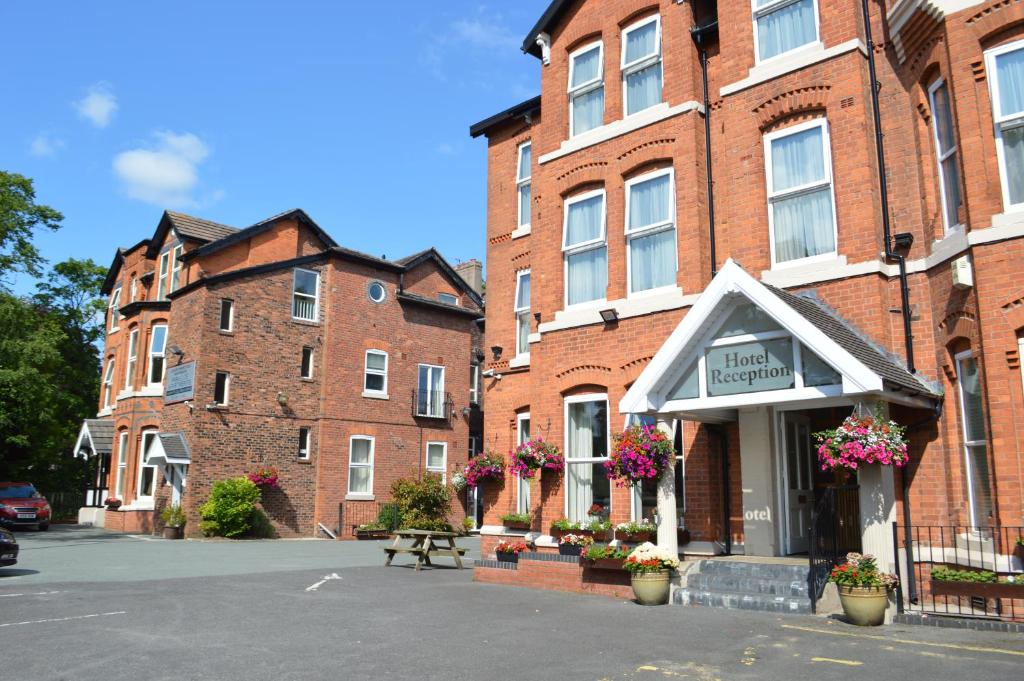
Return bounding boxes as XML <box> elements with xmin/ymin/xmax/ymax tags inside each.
<box><xmin>0</xmin><ymin>528</ymin><xmax>17</xmax><ymax>566</ymax></box>
<box><xmin>0</xmin><ymin>483</ymin><xmax>51</xmax><ymax>531</ymax></box>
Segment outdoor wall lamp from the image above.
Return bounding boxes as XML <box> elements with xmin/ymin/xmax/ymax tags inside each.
<box><xmin>892</xmin><ymin>232</ymin><xmax>914</xmax><ymax>251</ymax></box>
<box><xmin>491</xmin><ymin>345</ymin><xmax>503</xmax><ymax>361</ymax></box>
<box><xmin>168</xmin><ymin>345</ymin><xmax>185</xmax><ymax>359</ymax></box>
<box><xmin>277</xmin><ymin>392</ymin><xmax>289</xmax><ymax>406</ymax></box>
<box><xmin>599</xmin><ymin>308</ymin><xmax>619</xmax><ymax>324</ymax></box>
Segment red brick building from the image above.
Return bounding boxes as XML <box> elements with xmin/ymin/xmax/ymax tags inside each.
<box><xmin>74</xmin><ymin>209</ymin><xmax>484</xmax><ymax>538</ymax></box>
<box><xmin>470</xmin><ymin>0</ymin><xmax>1024</xmax><ymax>614</ymax></box>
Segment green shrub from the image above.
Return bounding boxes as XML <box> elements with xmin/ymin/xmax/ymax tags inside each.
<box><xmin>551</xmin><ymin>517</ymin><xmax>582</xmax><ymax>531</ymax></box>
<box><xmin>499</xmin><ymin>512</ymin><xmax>531</xmax><ymax>524</ymax></box>
<box><xmin>198</xmin><ymin>478</ymin><xmax>261</xmax><ymax>538</ymax></box>
<box><xmin>248</xmin><ymin>508</ymin><xmax>276</xmax><ymax>538</ymax></box>
<box><xmin>160</xmin><ymin>504</ymin><xmax>187</xmax><ymax>528</ymax></box>
<box><xmin>391</xmin><ymin>474</ymin><xmax>452</xmax><ymax>531</ymax></box>
<box><xmin>931</xmin><ymin>567</ymin><xmax>997</xmax><ymax>583</ymax></box>
<box><xmin>377</xmin><ymin>504</ymin><xmax>402</xmax><ymax>530</ymax></box>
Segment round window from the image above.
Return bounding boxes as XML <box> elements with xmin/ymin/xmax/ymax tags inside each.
<box><xmin>368</xmin><ymin>281</ymin><xmax>387</xmax><ymax>303</ymax></box>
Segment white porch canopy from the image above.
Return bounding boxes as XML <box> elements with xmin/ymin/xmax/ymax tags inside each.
<box><xmin>145</xmin><ymin>433</ymin><xmax>191</xmax><ymax>505</ymax></box>
<box><xmin>73</xmin><ymin>419</ymin><xmax>114</xmax><ymax>459</ymax></box>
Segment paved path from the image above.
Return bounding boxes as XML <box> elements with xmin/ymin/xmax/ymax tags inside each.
<box><xmin>1</xmin><ymin>526</ymin><xmax>1021</xmax><ymax>681</ymax></box>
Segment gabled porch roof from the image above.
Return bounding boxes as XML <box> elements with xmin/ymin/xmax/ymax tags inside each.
<box><xmin>73</xmin><ymin>419</ymin><xmax>114</xmax><ymax>458</ymax></box>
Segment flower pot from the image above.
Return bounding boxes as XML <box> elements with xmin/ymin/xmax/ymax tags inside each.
<box><xmin>558</xmin><ymin>544</ymin><xmax>582</xmax><ymax>557</ymax></box>
<box><xmin>495</xmin><ymin>551</ymin><xmax>519</xmax><ymax>563</ymax></box>
<box><xmin>503</xmin><ymin>521</ymin><xmax>531</xmax><ymax>531</ymax></box>
<box><xmin>586</xmin><ymin>558</ymin><xmax>625</xmax><ymax>571</ymax></box>
<box><xmin>618</xmin><ymin>532</ymin><xmax>651</xmax><ymax>544</ymax></box>
<box><xmin>162</xmin><ymin>526</ymin><xmax>184</xmax><ymax>540</ymax></box>
<box><xmin>631</xmin><ymin>570</ymin><xmax>671</xmax><ymax>605</ymax></box>
<box><xmin>837</xmin><ymin>585</ymin><xmax>889</xmax><ymax>626</ymax></box>
<box><xmin>931</xmin><ymin>579</ymin><xmax>1024</xmax><ymax>599</ymax></box>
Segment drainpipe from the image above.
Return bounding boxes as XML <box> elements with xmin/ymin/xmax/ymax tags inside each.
<box><xmin>861</xmin><ymin>0</ymin><xmax>916</xmax><ymax>373</ymax></box>
<box><xmin>690</xmin><ymin>17</ymin><xmax>719</xmax><ymax>279</ymax></box>
<box><xmin>899</xmin><ymin>398</ymin><xmax>943</xmax><ymax>604</ymax></box>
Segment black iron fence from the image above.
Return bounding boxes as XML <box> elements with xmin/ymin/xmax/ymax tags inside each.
<box><xmin>337</xmin><ymin>501</ymin><xmax>401</xmax><ymax>538</ymax></box>
<box><xmin>895</xmin><ymin>523</ymin><xmax>1024</xmax><ymax>622</ymax></box>
<box><xmin>411</xmin><ymin>390</ymin><xmax>453</xmax><ymax>420</ymax></box>
<box><xmin>808</xmin><ymin>484</ymin><xmax>861</xmax><ymax>613</ymax></box>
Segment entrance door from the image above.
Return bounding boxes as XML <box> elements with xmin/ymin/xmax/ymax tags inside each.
<box><xmin>782</xmin><ymin>412</ymin><xmax>814</xmax><ymax>554</ymax></box>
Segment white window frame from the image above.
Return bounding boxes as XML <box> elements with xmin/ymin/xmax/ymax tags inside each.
<box><xmin>347</xmin><ymin>435</ymin><xmax>375</xmax><ymax>496</ymax></box>
<box><xmin>751</xmin><ymin>0</ymin><xmax>821</xmax><ymax>65</ymax></box>
<box><xmin>469</xmin><ymin>363</ymin><xmax>480</xmax><ymax>405</ymax></box>
<box><xmin>298</xmin><ymin>427</ymin><xmax>311</xmax><ymax>461</ymax></box>
<box><xmin>562</xmin><ymin>188</ymin><xmax>608</xmax><ymax>308</ymax></box>
<box><xmin>514</xmin><ymin>269</ymin><xmax>531</xmax><ymax>357</ymax></box>
<box><xmin>563</xmin><ymin>393</ymin><xmax>611</xmax><ymax>522</ymax></box>
<box><xmin>213</xmin><ymin>371</ymin><xmax>230</xmax><ymax>406</ymax></box>
<box><xmin>517</xmin><ymin>141</ymin><xmax>532</xmax><ymax>228</ymax></box>
<box><xmin>147</xmin><ymin>324</ymin><xmax>168</xmax><ymax>387</ymax></box>
<box><xmin>137</xmin><ymin>429</ymin><xmax>158</xmax><ymax>505</ymax></box>
<box><xmin>516</xmin><ymin>412</ymin><xmax>531</xmax><ymax>514</ymax></box>
<box><xmin>170</xmin><ymin>244</ymin><xmax>184</xmax><ymax>292</ymax></box>
<box><xmin>927</xmin><ymin>78</ymin><xmax>963</xmax><ymax>233</ymax></box>
<box><xmin>954</xmin><ymin>349</ymin><xmax>990</xmax><ymax>528</ymax></box>
<box><xmin>625</xmin><ymin>167</ymin><xmax>678</xmax><ymax>296</ymax></box>
<box><xmin>115</xmin><ymin>431</ymin><xmax>129</xmax><ymax>498</ymax></box>
<box><xmin>102</xmin><ymin>357</ymin><xmax>116</xmax><ymax>409</ymax></box>
<box><xmin>301</xmin><ymin>346</ymin><xmax>314</xmax><ymax>379</ymax></box>
<box><xmin>157</xmin><ymin>251</ymin><xmax>170</xmax><ymax>300</ymax></box>
<box><xmin>425</xmin><ymin>441</ymin><xmax>448</xmax><ymax>482</ymax></box>
<box><xmin>129</xmin><ymin>276</ymin><xmax>137</xmax><ymax>303</ymax></box>
<box><xmin>438</xmin><ymin>292</ymin><xmax>459</xmax><ymax>306</ymax></box>
<box><xmin>108</xmin><ymin>287</ymin><xmax>122</xmax><ymax>332</ymax></box>
<box><xmin>125</xmin><ymin>328</ymin><xmax>139</xmax><ymax>390</ymax></box>
<box><xmin>985</xmin><ymin>39</ymin><xmax>1024</xmax><ymax>212</ymax></box>
<box><xmin>764</xmin><ymin>117</ymin><xmax>839</xmax><ymax>268</ymax></box>
<box><xmin>621</xmin><ymin>14</ymin><xmax>663</xmax><ymax>117</ymax></box>
<box><xmin>568</xmin><ymin>41</ymin><xmax>605</xmax><ymax>138</ymax></box>
<box><xmin>291</xmin><ymin>268</ymin><xmax>320</xmax><ymax>322</ymax></box>
<box><xmin>219</xmin><ymin>299</ymin><xmax>234</xmax><ymax>332</ymax></box>
<box><xmin>363</xmin><ymin>350</ymin><xmax>389</xmax><ymax>397</ymax></box>
<box><xmin>416</xmin><ymin>364</ymin><xmax>446</xmax><ymax>418</ymax></box>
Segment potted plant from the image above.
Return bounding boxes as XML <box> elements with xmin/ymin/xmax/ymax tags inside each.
<box><xmin>829</xmin><ymin>553</ymin><xmax>898</xmax><ymax>626</ymax></box>
<box><xmin>104</xmin><ymin>497</ymin><xmax>122</xmax><ymax>511</ymax></box>
<box><xmin>461</xmin><ymin>452</ymin><xmax>505</xmax><ymax>488</ymax></box>
<box><xmin>815</xmin><ymin>407</ymin><xmax>909</xmax><ymax>472</ymax></box>
<box><xmin>495</xmin><ymin>540</ymin><xmax>528</xmax><ymax>563</ymax></box>
<box><xmin>1014</xmin><ymin>536</ymin><xmax>1024</xmax><ymax>568</ymax></box>
<box><xmin>550</xmin><ymin>517</ymin><xmax>582</xmax><ymax>540</ymax></box>
<box><xmin>623</xmin><ymin>542</ymin><xmax>680</xmax><ymax>605</ymax></box>
<box><xmin>616</xmin><ymin>519</ymin><xmax>655</xmax><ymax>543</ymax></box>
<box><xmin>354</xmin><ymin>522</ymin><xmax>391</xmax><ymax>539</ymax></box>
<box><xmin>247</xmin><ymin>466</ymin><xmax>280</xmax><ymax>489</ymax></box>
<box><xmin>604</xmin><ymin>424</ymin><xmax>674</xmax><ymax>488</ymax></box>
<box><xmin>509</xmin><ymin>437</ymin><xmax>565</xmax><ymax>480</ymax></box>
<box><xmin>583</xmin><ymin>544</ymin><xmax>630</xmax><ymax>570</ymax></box>
<box><xmin>930</xmin><ymin>566</ymin><xmax>1024</xmax><ymax>599</ymax></box>
<box><xmin>160</xmin><ymin>504</ymin><xmax>186</xmax><ymax>539</ymax></box>
<box><xmin>451</xmin><ymin>471</ymin><xmax>467</xmax><ymax>493</ymax></box>
<box><xmin>586</xmin><ymin>518</ymin><xmax>613</xmax><ymax>542</ymax></box>
<box><xmin>499</xmin><ymin>512</ymin><xmax>532</xmax><ymax>531</ymax></box>
<box><xmin>558</xmin><ymin>533</ymin><xmax>593</xmax><ymax>556</ymax></box>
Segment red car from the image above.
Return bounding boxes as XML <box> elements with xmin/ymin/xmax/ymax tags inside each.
<box><xmin>0</xmin><ymin>483</ymin><xmax>51</xmax><ymax>531</ymax></box>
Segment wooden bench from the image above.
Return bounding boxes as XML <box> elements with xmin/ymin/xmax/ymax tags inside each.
<box><xmin>383</xmin><ymin>530</ymin><xmax>466</xmax><ymax>571</ymax></box>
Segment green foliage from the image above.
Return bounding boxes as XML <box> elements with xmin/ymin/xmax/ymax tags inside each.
<box><xmin>551</xmin><ymin>517</ymin><xmax>582</xmax><ymax>531</ymax></box>
<box><xmin>376</xmin><ymin>504</ymin><xmax>401</xmax><ymax>530</ymax></box>
<box><xmin>584</xmin><ymin>544</ymin><xmax>630</xmax><ymax>561</ymax></box>
<box><xmin>586</xmin><ymin>519</ymin><xmax>613</xmax><ymax>533</ymax></box>
<box><xmin>390</xmin><ymin>474</ymin><xmax>452</xmax><ymax>531</ymax></box>
<box><xmin>248</xmin><ymin>509</ymin><xmax>276</xmax><ymax>538</ymax></box>
<box><xmin>499</xmin><ymin>512</ymin><xmax>531</xmax><ymax>524</ymax></box>
<box><xmin>0</xmin><ymin>171</ymin><xmax>63</xmax><ymax>284</ymax></box>
<box><xmin>356</xmin><ymin>522</ymin><xmax>388</xmax><ymax>532</ymax></box>
<box><xmin>931</xmin><ymin>567</ymin><xmax>998</xmax><ymax>583</ymax></box>
<box><xmin>198</xmin><ymin>478</ymin><xmax>262</xmax><ymax>538</ymax></box>
<box><xmin>160</xmin><ymin>504</ymin><xmax>187</xmax><ymax>528</ymax></box>
<box><xmin>462</xmin><ymin>517</ymin><xmax>475</xmax><ymax>533</ymax></box>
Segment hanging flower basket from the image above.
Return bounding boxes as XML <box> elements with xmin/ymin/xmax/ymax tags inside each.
<box><xmin>814</xmin><ymin>407</ymin><xmax>908</xmax><ymax>472</ymax></box>
<box><xmin>510</xmin><ymin>437</ymin><xmax>564</xmax><ymax>479</ymax></box>
<box><xmin>247</xmin><ymin>466</ymin><xmax>280</xmax><ymax>489</ymax></box>
<box><xmin>461</xmin><ymin>452</ymin><xmax>505</xmax><ymax>488</ymax></box>
<box><xmin>604</xmin><ymin>424</ymin><xmax>673</xmax><ymax>488</ymax></box>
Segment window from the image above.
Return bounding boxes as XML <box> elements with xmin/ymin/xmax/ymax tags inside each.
<box><xmin>125</xmin><ymin>329</ymin><xmax>139</xmax><ymax>390</ymax></box>
<box><xmin>928</xmin><ymin>79</ymin><xmax>963</xmax><ymax>232</ymax></box>
<box><xmin>416</xmin><ymin>364</ymin><xmax>445</xmax><ymax>417</ymax></box>
<box><xmin>129</xmin><ymin>276</ymin><xmax>138</xmax><ymax>303</ymax></box>
<box><xmin>438</xmin><ymin>292</ymin><xmax>459</xmax><ymax>306</ymax></box>
<box><xmin>213</xmin><ymin>371</ymin><xmax>230</xmax><ymax>406</ymax></box>
<box><xmin>765</xmin><ymin>119</ymin><xmax>837</xmax><ymax>266</ymax></box>
<box><xmin>514</xmin><ymin>270</ymin><xmax>531</xmax><ymax>356</ymax></box>
<box><xmin>469</xmin><ymin>435</ymin><xmax>480</xmax><ymax>457</ymax></box>
<box><xmin>426</xmin><ymin>441</ymin><xmax>447</xmax><ymax>481</ymax></box>
<box><xmin>753</xmin><ymin>0</ymin><xmax>819</xmax><ymax>62</ymax></box>
<box><xmin>368</xmin><ymin>281</ymin><xmax>386</xmax><ymax>303</ymax></box>
<box><xmin>348</xmin><ymin>436</ymin><xmax>375</xmax><ymax>495</ymax></box>
<box><xmin>170</xmin><ymin>244</ymin><xmax>184</xmax><ymax>291</ymax></box>
<box><xmin>148</xmin><ymin>325</ymin><xmax>168</xmax><ymax>386</ymax></box>
<box><xmin>138</xmin><ymin>430</ymin><xmax>158</xmax><ymax>502</ymax></box>
<box><xmin>626</xmin><ymin>168</ymin><xmax>676</xmax><ymax>294</ymax></box>
<box><xmin>622</xmin><ymin>16</ymin><xmax>663</xmax><ymax>116</ymax></box>
<box><xmin>517</xmin><ymin>142</ymin><xmax>532</xmax><ymax>228</ymax></box>
<box><xmin>298</xmin><ymin>427</ymin><xmax>311</xmax><ymax>460</ymax></box>
<box><xmin>955</xmin><ymin>351</ymin><xmax>992</xmax><ymax>527</ymax></box>
<box><xmin>157</xmin><ymin>251</ymin><xmax>170</xmax><ymax>300</ymax></box>
<box><xmin>569</xmin><ymin>42</ymin><xmax>604</xmax><ymax>136</ymax></box>
<box><xmin>115</xmin><ymin>431</ymin><xmax>128</xmax><ymax>497</ymax></box>
<box><xmin>102</xmin><ymin>358</ymin><xmax>116</xmax><ymax>409</ymax></box>
<box><xmin>564</xmin><ymin>394</ymin><xmax>610</xmax><ymax>523</ymax></box>
<box><xmin>301</xmin><ymin>346</ymin><xmax>314</xmax><ymax>379</ymax></box>
<box><xmin>563</xmin><ymin>189</ymin><xmax>608</xmax><ymax>306</ymax></box>
<box><xmin>517</xmin><ymin>413</ymin><xmax>531</xmax><ymax>514</ymax></box>
<box><xmin>985</xmin><ymin>40</ymin><xmax>1024</xmax><ymax>210</ymax></box>
<box><xmin>292</xmin><ymin>268</ymin><xmax>319</xmax><ymax>321</ymax></box>
<box><xmin>108</xmin><ymin>287</ymin><xmax>122</xmax><ymax>332</ymax></box>
<box><xmin>364</xmin><ymin>350</ymin><xmax>388</xmax><ymax>395</ymax></box>
<box><xmin>219</xmin><ymin>299</ymin><xmax>233</xmax><ymax>332</ymax></box>
<box><xmin>469</xmin><ymin>364</ymin><xmax>481</xmax><ymax>404</ymax></box>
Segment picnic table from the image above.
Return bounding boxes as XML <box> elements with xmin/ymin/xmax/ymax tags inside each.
<box><xmin>383</xmin><ymin>529</ymin><xmax>466</xmax><ymax>571</ymax></box>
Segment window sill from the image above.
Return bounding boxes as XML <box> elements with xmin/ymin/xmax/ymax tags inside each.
<box><xmin>509</xmin><ymin>354</ymin><xmax>530</xmax><ymax>369</ymax></box>
<box><xmin>96</xmin><ymin>407</ymin><xmax>113</xmax><ymax>418</ymax></box>
<box><xmin>297</xmin><ymin>457</ymin><xmax>311</xmax><ymax>464</ymax></box>
<box><xmin>290</xmin><ymin>318</ymin><xmax>320</xmax><ymax>327</ymax></box>
<box><xmin>362</xmin><ymin>391</ymin><xmax>389</xmax><ymax>400</ymax></box>
<box><xmin>301</xmin><ymin>377</ymin><xmax>315</xmax><ymax>383</ymax></box>
<box><xmin>510</xmin><ymin>225</ymin><xmax>532</xmax><ymax>240</ymax></box>
<box><xmin>219</xmin><ymin>330</ymin><xmax>234</xmax><ymax>336</ymax></box>
<box><xmin>345</xmin><ymin>493</ymin><xmax>375</xmax><ymax>501</ymax></box>
<box><xmin>542</xmin><ymin>287</ymin><xmax>693</xmax><ymax>334</ymax></box>
<box><xmin>720</xmin><ymin>39</ymin><xmax>865</xmax><ymax>97</ymax></box>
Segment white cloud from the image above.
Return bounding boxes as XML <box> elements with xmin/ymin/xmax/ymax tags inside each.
<box><xmin>74</xmin><ymin>82</ymin><xmax>118</xmax><ymax>128</ymax></box>
<box><xmin>452</xmin><ymin>18</ymin><xmax>518</xmax><ymax>49</ymax></box>
<box><xmin>29</xmin><ymin>134</ymin><xmax>65</xmax><ymax>157</ymax></box>
<box><xmin>113</xmin><ymin>131</ymin><xmax>211</xmax><ymax>208</ymax></box>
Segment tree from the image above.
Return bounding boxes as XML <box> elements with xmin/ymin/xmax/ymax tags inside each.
<box><xmin>0</xmin><ymin>171</ymin><xmax>63</xmax><ymax>287</ymax></box>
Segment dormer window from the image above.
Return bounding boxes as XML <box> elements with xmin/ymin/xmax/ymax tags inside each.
<box><xmin>622</xmin><ymin>16</ymin><xmax>662</xmax><ymax>116</ymax></box>
<box><xmin>569</xmin><ymin>41</ymin><xmax>604</xmax><ymax>137</ymax></box>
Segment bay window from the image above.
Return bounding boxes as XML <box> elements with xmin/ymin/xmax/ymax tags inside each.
<box><xmin>416</xmin><ymin>364</ymin><xmax>445</xmax><ymax>417</ymax></box>
<box><xmin>626</xmin><ymin>169</ymin><xmax>676</xmax><ymax>294</ymax></box>
<box><xmin>985</xmin><ymin>40</ymin><xmax>1024</xmax><ymax>209</ymax></box>
<box><xmin>514</xmin><ymin>270</ymin><xmax>531</xmax><ymax>356</ymax></box>
<box><xmin>138</xmin><ymin>430</ymin><xmax>158</xmax><ymax>503</ymax></box>
<box><xmin>348</xmin><ymin>436</ymin><xmax>375</xmax><ymax>495</ymax></box>
<box><xmin>765</xmin><ymin>119</ymin><xmax>837</xmax><ymax>266</ymax></box>
<box><xmin>125</xmin><ymin>329</ymin><xmax>139</xmax><ymax>390</ymax></box>
<box><xmin>563</xmin><ymin>189</ymin><xmax>608</xmax><ymax>306</ymax></box>
<box><xmin>955</xmin><ymin>351</ymin><xmax>993</xmax><ymax>527</ymax></box>
<box><xmin>753</xmin><ymin>0</ymin><xmax>819</xmax><ymax>62</ymax></box>
<box><xmin>292</xmin><ymin>268</ymin><xmax>319</xmax><ymax>322</ymax></box>
<box><xmin>115</xmin><ymin>431</ymin><xmax>128</xmax><ymax>498</ymax></box>
<box><xmin>928</xmin><ymin>79</ymin><xmax>963</xmax><ymax>232</ymax></box>
<box><xmin>364</xmin><ymin>350</ymin><xmax>388</xmax><ymax>396</ymax></box>
<box><xmin>564</xmin><ymin>394</ymin><xmax>611</xmax><ymax>523</ymax></box>
<box><xmin>517</xmin><ymin>142</ymin><xmax>532</xmax><ymax>228</ymax></box>
<box><xmin>102</xmin><ymin>358</ymin><xmax>116</xmax><ymax>409</ymax></box>
<box><xmin>147</xmin><ymin>325</ymin><xmax>167</xmax><ymax>386</ymax></box>
<box><xmin>569</xmin><ymin>42</ymin><xmax>604</xmax><ymax>136</ymax></box>
<box><xmin>622</xmin><ymin>16</ymin><xmax>663</xmax><ymax>116</ymax></box>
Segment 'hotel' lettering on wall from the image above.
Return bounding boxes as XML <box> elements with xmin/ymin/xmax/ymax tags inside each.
<box><xmin>705</xmin><ymin>338</ymin><xmax>795</xmax><ymax>396</ymax></box>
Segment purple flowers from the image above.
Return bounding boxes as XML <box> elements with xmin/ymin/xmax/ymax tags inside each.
<box><xmin>604</xmin><ymin>425</ymin><xmax>673</xmax><ymax>488</ymax></box>
<box><xmin>510</xmin><ymin>438</ymin><xmax>565</xmax><ymax>478</ymax></box>
<box><xmin>462</xmin><ymin>453</ymin><xmax>505</xmax><ymax>488</ymax></box>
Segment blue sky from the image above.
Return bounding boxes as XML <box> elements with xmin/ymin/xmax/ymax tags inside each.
<box><xmin>1</xmin><ymin>1</ymin><xmax>548</xmax><ymax>294</ymax></box>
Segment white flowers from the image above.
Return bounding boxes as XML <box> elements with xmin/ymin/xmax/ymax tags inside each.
<box><xmin>627</xmin><ymin>542</ymin><xmax>680</xmax><ymax>569</ymax></box>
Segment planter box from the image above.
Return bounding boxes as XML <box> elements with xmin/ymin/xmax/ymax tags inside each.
<box><xmin>354</xmin><ymin>529</ymin><xmax>391</xmax><ymax>540</ymax></box>
<box><xmin>502</xmin><ymin>521</ymin><xmax>531</xmax><ymax>531</ymax></box>
<box><xmin>162</xmin><ymin>526</ymin><xmax>184</xmax><ymax>540</ymax></box>
<box><xmin>931</xmin><ymin>579</ymin><xmax>1024</xmax><ymax>600</ymax></box>
<box><xmin>617</xmin><ymin>532</ymin><xmax>651</xmax><ymax>544</ymax></box>
<box><xmin>558</xmin><ymin>544</ymin><xmax>583</xmax><ymax>557</ymax></box>
<box><xmin>495</xmin><ymin>551</ymin><xmax>519</xmax><ymax>563</ymax></box>
<box><xmin>585</xmin><ymin>557</ymin><xmax>625</xmax><ymax>571</ymax></box>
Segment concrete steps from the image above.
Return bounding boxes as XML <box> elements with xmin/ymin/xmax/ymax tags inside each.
<box><xmin>674</xmin><ymin>559</ymin><xmax>813</xmax><ymax>614</ymax></box>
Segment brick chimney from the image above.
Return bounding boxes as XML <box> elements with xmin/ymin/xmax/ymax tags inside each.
<box><xmin>454</xmin><ymin>259</ymin><xmax>484</xmax><ymax>297</ymax></box>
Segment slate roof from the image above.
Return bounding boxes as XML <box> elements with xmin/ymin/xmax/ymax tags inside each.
<box><xmin>766</xmin><ymin>285</ymin><xmax>938</xmax><ymax>396</ymax></box>
<box><xmin>156</xmin><ymin>433</ymin><xmax>191</xmax><ymax>463</ymax></box>
<box><xmin>164</xmin><ymin>211</ymin><xmax>238</xmax><ymax>243</ymax></box>
<box><xmin>81</xmin><ymin>419</ymin><xmax>114</xmax><ymax>455</ymax></box>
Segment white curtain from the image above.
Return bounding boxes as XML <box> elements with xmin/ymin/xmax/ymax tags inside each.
<box><xmin>996</xmin><ymin>48</ymin><xmax>1024</xmax><ymax>116</ymax></box>
<box><xmin>566</xmin><ymin>194</ymin><xmax>604</xmax><ymax>245</ymax></box>
<box><xmin>567</xmin><ymin>248</ymin><xmax>607</xmax><ymax>304</ymax></box>
<box><xmin>757</xmin><ymin>0</ymin><xmax>816</xmax><ymax>61</ymax></box>
<box><xmin>630</xmin><ymin>229</ymin><xmax>675</xmax><ymax>292</ymax></box>
<box><xmin>567</xmin><ymin>403</ymin><xmax>595</xmax><ymax>522</ymax></box>
<box><xmin>517</xmin><ymin>312</ymin><xmax>530</xmax><ymax>354</ymax></box>
<box><xmin>771</xmin><ymin>126</ymin><xmax>824</xmax><ymax>191</ymax></box>
<box><xmin>1004</xmin><ymin>128</ymin><xmax>1024</xmax><ymax>205</ymax></box>
<box><xmin>625</xmin><ymin>22</ymin><xmax>657</xmax><ymax>63</ymax></box>
<box><xmin>515</xmin><ymin>272</ymin><xmax>531</xmax><ymax>309</ymax></box>
<box><xmin>627</xmin><ymin>63</ymin><xmax>662</xmax><ymax>115</ymax></box>
<box><xmin>773</xmin><ymin>188</ymin><xmax>834</xmax><ymax>262</ymax></box>
<box><xmin>573</xmin><ymin>88</ymin><xmax>604</xmax><ymax>135</ymax></box>
<box><xmin>519</xmin><ymin>183</ymin><xmax>531</xmax><ymax>226</ymax></box>
<box><xmin>572</xmin><ymin>47</ymin><xmax>601</xmax><ymax>87</ymax></box>
<box><xmin>518</xmin><ymin>144</ymin><xmax>532</xmax><ymax>180</ymax></box>
<box><xmin>932</xmin><ymin>84</ymin><xmax>962</xmax><ymax>225</ymax></box>
<box><xmin>629</xmin><ymin>174</ymin><xmax>670</xmax><ymax>228</ymax></box>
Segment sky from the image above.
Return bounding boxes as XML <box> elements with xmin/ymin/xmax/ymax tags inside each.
<box><xmin>1</xmin><ymin>1</ymin><xmax>549</xmax><ymax>295</ymax></box>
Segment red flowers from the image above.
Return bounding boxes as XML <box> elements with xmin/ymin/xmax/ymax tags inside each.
<box><xmin>510</xmin><ymin>437</ymin><xmax>564</xmax><ymax>478</ymax></box>
<box><xmin>462</xmin><ymin>452</ymin><xmax>505</xmax><ymax>488</ymax></box>
<box><xmin>248</xmin><ymin>466</ymin><xmax>279</xmax><ymax>488</ymax></box>
<box><xmin>604</xmin><ymin>425</ymin><xmax>673</xmax><ymax>487</ymax></box>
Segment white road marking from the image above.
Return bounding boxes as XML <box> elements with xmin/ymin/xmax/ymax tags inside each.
<box><xmin>125</xmin><ymin>534</ymin><xmax>160</xmax><ymax>541</ymax></box>
<box><xmin>0</xmin><ymin>611</ymin><xmax>125</xmax><ymax>628</ymax></box>
<box><xmin>0</xmin><ymin>590</ymin><xmax>62</xmax><ymax>598</ymax></box>
<box><xmin>305</xmin><ymin>573</ymin><xmax>341</xmax><ymax>592</ymax></box>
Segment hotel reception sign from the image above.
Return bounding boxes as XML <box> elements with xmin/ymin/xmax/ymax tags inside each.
<box><xmin>705</xmin><ymin>338</ymin><xmax>794</xmax><ymax>396</ymax></box>
<box><xmin>164</xmin><ymin>361</ymin><xmax>196</xmax><ymax>404</ymax></box>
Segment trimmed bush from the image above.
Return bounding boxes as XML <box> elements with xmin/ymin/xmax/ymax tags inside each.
<box><xmin>198</xmin><ymin>478</ymin><xmax>262</xmax><ymax>538</ymax></box>
<box><xmin>391</xmin><ymin>474</ymin><xmax>452</xmax><ymax>531</ymax></box>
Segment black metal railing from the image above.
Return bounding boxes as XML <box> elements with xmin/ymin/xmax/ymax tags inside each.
<box><xmin>411</xmin><ymin>390</ymin><xmax>453</xmax><ymax>419</ymax></box>
<box><xmin>337</xmin><ymin>501</ymin><xmax>401</xmax><ymax>538</ymax></box>
<box><xmin>808</xmin><ymin>484</ymin><xmax>861</xmax><ymax>613</ymax></box>
<box><xmin>895</xmin><ymin>523</ymin><xmax>1024</xmax><ymax>622</ymax></box>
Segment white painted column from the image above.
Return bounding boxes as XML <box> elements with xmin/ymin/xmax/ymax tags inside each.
<box><xmin>656</xmin><ymin>419</ymin><xmax>679</xmax><ymax>555</ymax></box>
<box><xmin>857</xmin><ymin>463</ymin><xmax>898</xmax><ymax>622</ymax></box>
<box><xmin>738</xmin><ymin>406</ymin><xmax>777</xmax><ymax>556</ymax></box>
